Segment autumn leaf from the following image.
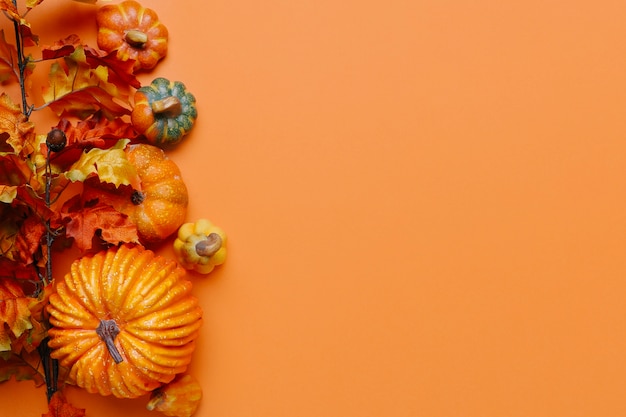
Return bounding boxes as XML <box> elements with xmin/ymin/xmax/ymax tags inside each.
<box><xmin>0</xmin><ymin>93</ymin><xmax>36</xmax><ymax>157</ymax></box>
<box><xmin>62</xmin><ymin>195</ymin><xmax>139</xmax><ymax>251</ymax></box>
<box><xmin>43</xmin><ymin>392</ymin><xmax>86</xmax><ymax>417</ymax></box>
<box><xmin>40</xmin><ymin>34</ymin><xmax>81</xmax><ymax>61</ymax></box>
<box><xmin>0</xmin><ymin>192</ymin><xmax>54</xmax><ymax>265</ymax></box>
<box><xmin>65</xmin><ymin>138</ymin><xmax>140</xmax><ymax>188</ymax></box>
<box><xmin>25</xmin><ymin>0</ymin><xmax>44</xmax><ymax>9</ymax></box>
<box><xmin>13</xmin><ymin>215</ymin><xmax>46</xmax><ymax>265</ymax></box>
<box><xmin>0</xmin><ymin>0</ymin><xmax>19</xmax><ymax>20</ymax></box>
<box><xmin>0</xmin><ymin>208</ymin><xmax>20</xmax><ymax>261</ymax></box>
<box><xmin>41</xmin><ymin>36</ymin><xmax>139</xmax><ymax>88</ymax></box>
<box><xmin>41</xmin><ymin>46</ymin><xmax>131</xmax><ymax>119</ymax></box>
<box><xmin>0</xmin><ymin>350</ymin><xmax>44</xmax><ymax>385</ymax></box>
<box><xmin>0</xmin><ymin>30</ymin><xmax>18</xmax><ymax>84</ymax></box>
<box><xmin>10</xmin><ymin>285</ymin><xmax>51</xmax><ymax>354</ymax></box>
<box><xmin>47</xmin><ymin>113</ymin><xmax>140</xmax><ymax>169</ymax></box>
<box><xmin>0</xmin><ymin>277</ymin><xmax>34</xmax><ymax>352</ymax></box>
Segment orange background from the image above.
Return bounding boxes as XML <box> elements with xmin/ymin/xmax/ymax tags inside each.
<box><xmin>4</xmin><ymin>0</ymin><xmax>626</xmax><ymax>416</ymax></box>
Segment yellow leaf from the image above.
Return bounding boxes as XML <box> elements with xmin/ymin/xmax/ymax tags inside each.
<box><xmin>0</xmin><ymin>93</ymin><xmax>35</xmax><ymax>157</ymax></box>
<box><xmin>42</xmin><ymin>46</ymin><xmax>130</xmax><ymax>119</ymax></box>
<box><xmin>0</xmin><ymin>278</ymin><xmax>32</xmax><ymax>352</ymax></box>
<box><xmin>65</xmin><ymin>139</ymin><xmax>140</xmax><ymax>188</ymax></box>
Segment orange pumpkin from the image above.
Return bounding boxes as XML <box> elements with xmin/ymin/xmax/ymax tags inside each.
<box><xmin>81</xmin><ymin>144</ymin><xmax>188</xmax><ymax>244</ymax></box>
<box><xmin>147</xmin><ymin>374</ymin><xmax>203</xmax><ymax>417</ymax></box>
<box><xmin>46</xmin><ymin>244</ymin><xmax>203</xmax><ymax>398</ymax></box>
<box><xmin>123</xmin><ymin>144</ymin><xmax>188</xmax><ymax>243</ymax></box>
<box><xmin>96</xmin><ymin>0</ymin><xmax>168</xmax><ymax>71</ymax></box>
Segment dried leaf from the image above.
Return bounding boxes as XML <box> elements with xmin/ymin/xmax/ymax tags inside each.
<box><xmin>43</xmin><ymin>392</ymin><xmax>86</xmax><ymax>417</ymax></box>
<box><xmin>13</xmin><ymin>215</ymin><xmax>46</xmax><ymax>265</ymax></box>
<box><xmin>41</xmin><ymin>46</ymin><xmax>131</xmax><ymax>119</ymax></box>
<box><xmin>0</xmin><ymin>277</ymin><xmax>33</xmax><ymax>351</ymax></box>
<box><xmin>25</xmin><ymin>0</ymin><xmax>44</xmax><ymax>9</ymax></box>
<box><xmin>0</xmin><ymin>30</ymin><xmax>18</xmax><ymax>84</ymax></box>
<box><xmin>10</xmin><ymin>285</ymin><xmax>51</xmax><ymax>353</ymax></box>
<box><xmin>64</xmin><ymin>138</ymin><xmax>139</xmax><ymax>188</ymax></box>
<box><xmin>40</xmin><ymin>34</ymin><xmax>81</xmax><ymax>61</ymax></box>
<box><xmin>0</xmin><ymin>154</ymin><xmax>40</xmax><ymax>192</ymax></box>
<box><xmin>0</xmin><ymin>0</ymin><xmax>19</xmax><ymax>20</ymax></box>
<box><xmin>0</xmin><ymin>350</ymin><xmax>44</xmax><ymax>385</ymax></box>
<box><xmin>62</xmin><ymin>196</ymin><xmax>139</xmax><ymax>251</ymax></box>
<box><xmin>0</xmin><ymin>93</ymin><xmax>36</xmax><ymax>157</ymax></box>
<box><xmin>41</xmin><ymin>36</ymin><xmax>139</xmax><ymax>88</ymax></box>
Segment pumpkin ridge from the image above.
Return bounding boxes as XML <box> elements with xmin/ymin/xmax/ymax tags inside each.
<box><xmin>74</xmin><ymin>250</ymin><xmax>107</xmax><ymax>318</ymax></box>
<box><xmin>118</xmin><ymin>332</ymin><xmax>189</xmax><ymax>376</ymax></box>
<box><xmin>126</xmin><ymin>320</ymin><xmax>202</xmax><ymax>346</ymax></box>
<box><xmin>116</xmin><ymin>248</ymin><xmax>156</xmax><ymax>317</ymax></box>
<box><xmin>121</xmin><ymin>333</ymin><xmax>195</xmax><ymax>369</ymax></box>
<box><xmin>118</xmin><ymin>253</ymin><xmax>172</xmax><ymax>316</ymax></box>
<box><xmin>127</xmin><ymin>297</ymin><xmax>200</xmax><ymax>330</ymax></box>
<box><xmin>134</xmin><ymin>272</ymin><xmax>191</xmax><ymax>314</ymax></box>
<box><xmin>49</xmin><ymin>284</ymin><xmax>99</xmax><ymax>327</ymax></box>
<box><xmin>135</xmin><ymin>256</ymin><xmax>180</xmax><ymax>306</ymax></box>
<box><xmin>48</xmin><ymin>330</ymin><xmax>100</xmax><ymax>365</ymax></box>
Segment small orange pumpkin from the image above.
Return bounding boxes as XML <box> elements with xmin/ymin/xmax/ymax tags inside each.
<box><xmin>46</xmin><ymin>244</ymin><xmax>203</xmax><ymax>398</ymax></box>
<box><xmin>147</xmin><ymin>374</ymin><xmax>203</xmax><ymax>417</ymax></box>
<box><xmin>84</xmin><ymin>144</ymin><xmax>188</xmax><ymax>243</ymax></box>
<box><xmin>122</xmin><ymin>144</ymin><xmax>188</xmax><ymax>243</ymax></box>
<box><xmin>96</xmin><ymin>0</ymin><xmax>168</xmax><ymax>71</ymax></box>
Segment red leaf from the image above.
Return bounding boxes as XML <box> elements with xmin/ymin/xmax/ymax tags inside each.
<box><xmin>48</xmin><ymin>113</ymin><xmax>139</xmax><ymax>170</ymax></box>
<box><xmin>0</xmin><ymin>30</ymin><xmax>18</xmax><ymax>84</ymax></box>
<box><xmin>42</xmin><ymin>392</ymin><xmax>86</xmax><ymax>417</ymax></box>
<box><xmin>41</xmin><ymin>35</ymin><xmax>140</xmax><ymax>88</ymax></box>
<box><xmin>41</xmin><ymin>46</ymin><xmax>131</xmax><ymax>119</ymax></box>
<box><xmin>62</xmin><ymin>196</ymin><xmax>139</xmax><ymax>252</ymax></box>
<box><xmin>40</xmin><ymin>34</ymin><xmax>81</xmax><ymax>60</ymax></box>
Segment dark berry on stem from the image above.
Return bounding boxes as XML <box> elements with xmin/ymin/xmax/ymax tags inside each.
<box><xmin>46</xmin><ymin>129</ymin><xmax>67</xmax><ymax>152</ymax></box>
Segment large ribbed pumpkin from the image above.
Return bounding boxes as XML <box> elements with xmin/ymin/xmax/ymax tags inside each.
<box><xmin>46</xmin><ymin>244</ymin><xmax>202</xmax><ymax>398</ymax></box>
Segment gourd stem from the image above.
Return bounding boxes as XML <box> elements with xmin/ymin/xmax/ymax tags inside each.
<box><xmin>96</xmin><ymin>319</ymin><xmax>124</xmax><ymax>364</ymax></box>
<box><xmin>196</xmin><ymin>233</ymin><xmax>222</xmax><ymax>257</ymax></box>
<box><xmin>151</xmin><ymin>96</ymin><xmax>183</xmax><ymax>118</ymax></box>
<box><xmin>125</xmin><ymin>29</ymin><xmax>148</xmax><ymax>48</ymax></box>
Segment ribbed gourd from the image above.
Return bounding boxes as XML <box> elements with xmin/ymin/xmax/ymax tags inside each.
<box><xmin>46</xmin><ymin>244</ymin><xmax>203</xmax><ymax>398</ymax></box>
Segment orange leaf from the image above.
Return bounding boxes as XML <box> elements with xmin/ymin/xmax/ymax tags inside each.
<box><xmin>0</xmin><ymin>277</ymin><xmax>33</xmax><ymax>352</ymax></box>
<box><xmin>0</xmin><ymin>30</ymin><xmax>18</xmax><ymax>84</ymax></box>
<box><xmin>62</xmin><ymin>196</ymin><xmax>139</xmax><ymax>252</ymax></box>
<box><xmin>42</xmin><ymin>46</ymin><xmax>131</xmax><ymax>119</ymax></box>
<box><xmin>43</xmin><ymin>392</ymin><xmax>86</xmax><ymax>417</ymax></box>
<box><xmin>41</xmin><ymin>36</ymin><xmax>139</xmax><ymax>88</ymax></box>
<box><xmin>0</xmin><ymin>350</ymin><xmax>45</xmax><ymax>385</ymax></box>
<box><xmin>0</xmin><ymin>93</ymin><xmax>36</xmax><ymax>157</ymax></box>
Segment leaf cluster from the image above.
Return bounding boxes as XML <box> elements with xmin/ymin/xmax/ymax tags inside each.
<box><xmin>0</xmin><ymin>0</ymin><xmax>176</xmax><ymax>399</ymax></box>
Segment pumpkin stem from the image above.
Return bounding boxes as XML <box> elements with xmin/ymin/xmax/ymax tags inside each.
<box><xmin>96</xmin><ymin>319</ymin><xmax>124</xmax><ymax>364</ymax></box>
<box><xmin>151</xmin><ymin>96</ymin><xmax>183</xmax><ymax>118</ymax></box>
<box><xmin>125</xmin><ymin>29</ymin><xmax>149</xmax><ymax>48</ymax></box>
<box><xmin>131</xmin><ymin>190</ymin><xmax>145</xmax><ymax>205</ymax></box>
<box><xmin>195</xmin><ymin>233</ymin><xmax>222</xmax><ymax>257</ymax></box>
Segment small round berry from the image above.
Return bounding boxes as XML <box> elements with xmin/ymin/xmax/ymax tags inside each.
<box><xmin>46</xmin><ymin>129</ymin><xmax>67</xmax><ymax>152</ymax></box>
